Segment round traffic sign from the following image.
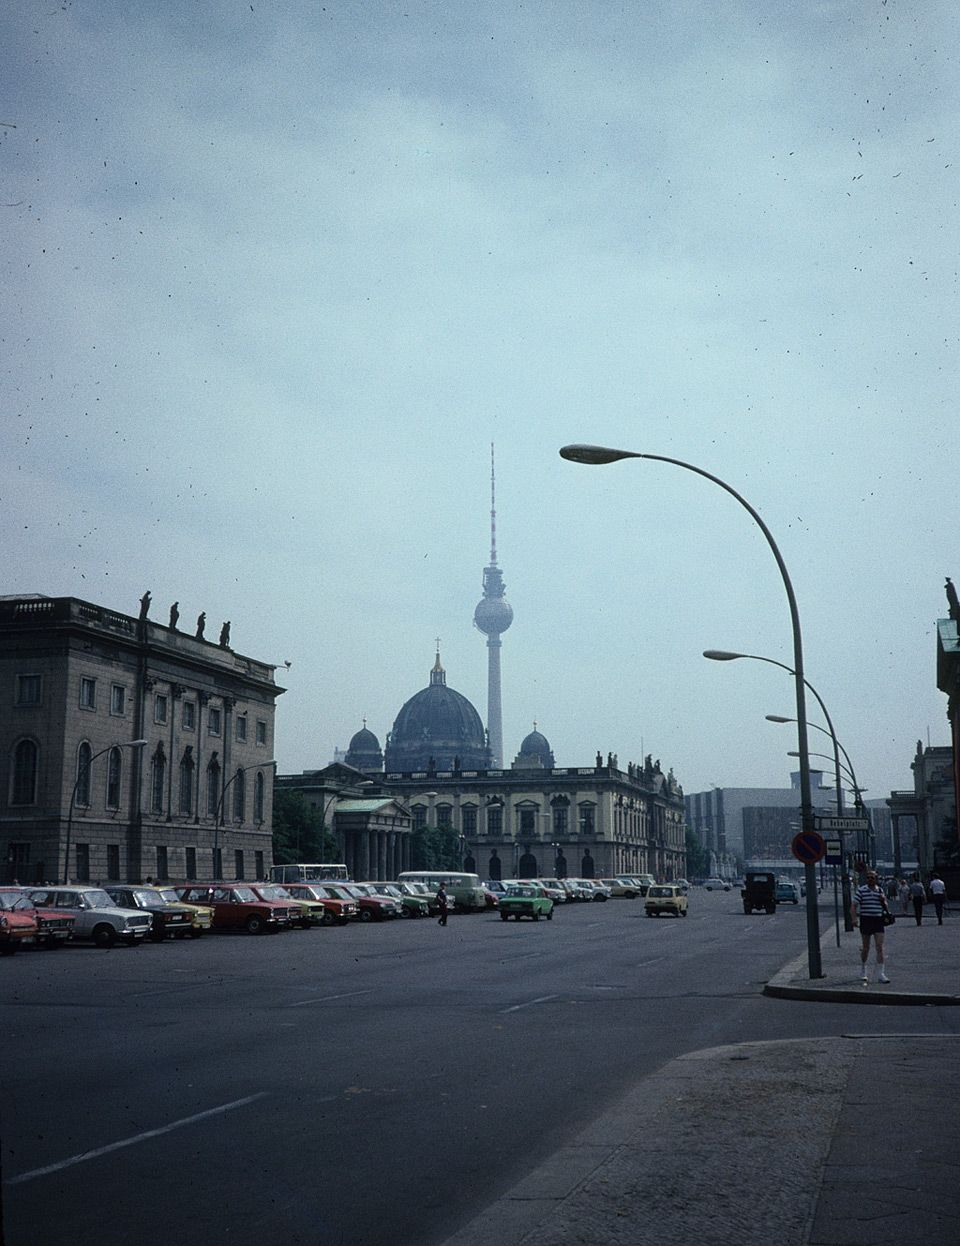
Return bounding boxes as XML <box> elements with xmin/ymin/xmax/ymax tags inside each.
<box><xmin>791</xmin><ymin>830</ymin><xmax>826</xmax><ymax>864</ymax></box>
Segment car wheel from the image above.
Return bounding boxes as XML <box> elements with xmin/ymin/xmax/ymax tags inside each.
<box><xmin>765</xmin><ymin>905</ymin><xmax>775</xmax><ymax>915</ymax></box>
<box><xmin>245</xmin><ymin>914</ymin><xmax>265</xmax><ymax>935</ymax></box>
<box><xmin>322</xmin><ymin>911</ymin><xmax>337</xmax><ymax>926</ymax></box>
<box><xmin>533</xmin><ymin>911</ymin><xmax>540</xmax><ymax>921</ymax></box>
<box><xmin>92</xmin><ymin>924</ymin><xmax>116</xmax><ymax>948</ymax></box>
<box><xmin>188</xmin><ymin>928</ymin><xmax>203</xmax><ymax>939</ymax></box>
<box><xmin>43</xmin><ymin>936</ymin><xmax>63</xmax><ymax>949</ymax></box>
<box><xmin>681</xmin><ymin>908</ymin><xmax>688</xmax><ymax>917</ymax></box>
<box><xmin>359</xmin><ymin>909</ymin><xmax>373</xmax><ymax>923</ymax></box>
<box><xmin>175</xmin><ymin>930</ymin><xmax>190</xmax><ymax>940</ymax></box>
<box><xmin>149</xmin><ymin>929</ymin><xmax>166</xmax><ymax>943</ymax></box>
<box><xmin>399</xmin><ymin>907</ymin><xmax>412</xmax><ymax>918</ymax></box>
<box><xmin>501</xmin><ymin>912</ymin><xmax>509</xmax><ymax>922</ymax></box>
<box><xmin>546</xmin><ymin>910</ymin><xmax>553</xmax><ymax>920</ymax></box>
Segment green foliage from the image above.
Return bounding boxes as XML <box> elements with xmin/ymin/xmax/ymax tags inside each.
<box><xmin>272</xmin><ymin>789</ymin><xmax>336</xmax><ymax>864</ymax></box>
<box><xmin>685</xmin><ymin>827</ymin><xmax>709</xmax><ymax>879</ymax></box>
<box><xmin>410</xmin><ymin>825</ymin><xmax>462</xmax><ymax>870</ymax></box>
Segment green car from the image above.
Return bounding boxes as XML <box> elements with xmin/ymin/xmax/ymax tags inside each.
<box><xmin>499</xmin><ymin>884</ymin><xmax>554</xmax><ymax>922</ymax></box>
<box><xmin>366</xmin><ymin>882</ymin><xmax>431</xmax><ymax>918</ymax></box>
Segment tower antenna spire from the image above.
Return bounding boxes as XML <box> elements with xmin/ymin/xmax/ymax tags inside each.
<box><xmin>490</xmin><ymin>442</ymin><xmax>498</xmax><ymax>566</ymax></box>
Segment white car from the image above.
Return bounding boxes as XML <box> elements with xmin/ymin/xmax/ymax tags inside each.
<box><xmin>703</xmin><ymin>877</ymin><xmax>731</xmax><ymax>892</ymax></box>
<box><xmin>27</xmin><ymin>886</ymin><xmax>153</xmax><ymax>947</ymax></box>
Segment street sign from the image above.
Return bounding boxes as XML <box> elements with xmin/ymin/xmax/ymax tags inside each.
<box><xmin>825</xmin><ymin>837</ymin><xmax>843</xmax><ymax>865</ymax></box>
<box><xmin>814</xmin><ymin>815</ymin><xmax>868</xmax><ymax>833</ymax></box>
<box><xmin>792</xmin><ymin>829</ymin><xmax>826</xmax><ymax>865</ymax></box>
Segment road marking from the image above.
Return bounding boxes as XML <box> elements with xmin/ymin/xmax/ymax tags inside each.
<box><xmin>500</xmin><ymin>994</ymin><xmax>559</xmax><ymax>1014</ymax></box>
<box><xmin>634</xmin><ymin>957</ymin><xmax>665</xmax><ymax>969</ymax></box>
<box><xmin>6</xmin><ymin>1093</ymin><xmax>268</xmax><ymax>1186</ymax></box>
<box><xmin>287</xmin><ymin>988</ymin><xmax>375</xmax><ymax>1008</ymax></box>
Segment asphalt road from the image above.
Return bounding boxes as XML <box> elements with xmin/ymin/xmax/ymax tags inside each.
<box><xmin>3</xmin><ymin>891</ymin><xmax>955</xmax><ymax>1246</ymax></box>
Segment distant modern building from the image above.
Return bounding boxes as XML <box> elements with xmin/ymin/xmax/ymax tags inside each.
<box><xmin>0</xmin><ymin>593</ymin><xmax>283</xmax><ymax>885</ymax></box>
<box><xmin>685</xmin><ymin>772</ymin><xmax>837</xmax><ymax>874</ymax></box>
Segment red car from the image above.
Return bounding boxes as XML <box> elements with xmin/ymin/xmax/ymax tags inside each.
<box><xmin>0</xmin><ymin>893</ymin><xmax>38</xmax><ymax>955</ymax></box>
<box><xmin>177</xmin><ymin>883</ymin><xmax>299</xmax><ymax>934</ymax></box>
<box><xmin>0</xmin><ymin>888</ymin><xmax>75</xmax><ymax>949</ymax></box>
<box><xmin>281</xmin><ymin>882</ymin><xmax>359</xmax><ymax>926</ymax></box>
<box><xmin>328</xmin><ymin>883</ymin><xmax>401</xmax><ymax>922</ymax></box>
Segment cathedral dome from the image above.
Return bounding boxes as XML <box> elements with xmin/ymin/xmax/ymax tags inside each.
<box><xmin>384</xmin><ymin>652</ymin><xmax>492</xmax><ymax>773</ymax></box>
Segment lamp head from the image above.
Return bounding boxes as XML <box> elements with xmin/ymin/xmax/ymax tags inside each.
<box><xmin>702</xmin><ymin>650</ymin><xmax>744</xmax><ymax>662</ymax></box>
<box><xmin>765</xmin><ymin>715</ymin><xmax>792</xmax><ymax>724</ymax></box>
<box><xmin>559</xmin><ymin>444</ymin><xmax>638</xmax><ymax>465</ymax></box>
<box><xmin>130</xmin><ymin>739</ymin><xmax>148</xmax><ymax>748</ymax></box>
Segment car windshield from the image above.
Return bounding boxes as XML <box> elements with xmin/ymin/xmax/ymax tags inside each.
<box><xmin>222</xmin><ymin>887</ymin><xmax>258</xmax><ymax>903</ymax></box>
<box><xmin>295</xmin><ymin>886</ymin><xmax>325</xmax><ymax>901</ymax></box>
<box><xmin>324</xmin><ymin>886</ymin><xmax>352</xmax><ymax>900</ymax></box>
<box><xmin>131</xmin><ymin>890</ymin><xmax>161</xmax><ymax>906</ymax></box>
<box><xmin>255</xmin><ymin>886</ymin><xmax>291</xmax><ymax>900</ymax></box>
<box><xmin>0</xmin><ymin>891</ymin><xmax>30</xmax><ymax>911</ymax></box>
<box><xmin>649</xmin><ymin>886</ymin><xmax>673</xmax><ymax>897</ymax></box>
<box><xmin>156</xmin><ymin>888</ymin><xmax>182</xmax><ymax>903</ymax></box>
<box><xmin>506</xmin><ymin>886</ymin><xmax>536</xmax><ymax>897</ymax></box>
<box><xmin>84</xmin><ymin>889</ymin><xmax>117</xmax><ymax>909</ymax></box>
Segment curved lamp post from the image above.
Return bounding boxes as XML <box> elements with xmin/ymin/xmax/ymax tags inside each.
<box><xmin>214</xmin><ymin>759</ymin><xmax>277</xmax><ymax>880</ymax></box>
<box><xmin>786</xmin><ymin>750</ymin><xmax>873</xmax><ymax>866</ymax></box>
<box><xmin>561</xmin><ymin>443</ymin><xmax>822</xmax><ymax>978</ymax></box>
<box><xmin>64</xmin><ymin>739</ymin><xmax>148</xmax><ymax>883</ymax></box>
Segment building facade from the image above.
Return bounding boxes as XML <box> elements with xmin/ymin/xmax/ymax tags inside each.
<box><xmin>0</xmin><ymin>594</ymin><xmax>283</xmax><ymax>885</ymax></box>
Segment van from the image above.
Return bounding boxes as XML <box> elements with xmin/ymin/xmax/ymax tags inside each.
<box><xmin>397</xmin><ymin>871</ymin><xmax>487</xmax><ymax>912</ymax></box>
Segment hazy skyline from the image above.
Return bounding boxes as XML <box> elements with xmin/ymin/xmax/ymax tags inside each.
<box><xmin>3</xmin><ymin>1</ymin><xmax>958</xmax><ymax>803</ymax></box>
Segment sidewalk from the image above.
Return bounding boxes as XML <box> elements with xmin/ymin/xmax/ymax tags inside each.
<box><xmin>443</xmin><ymin>919</ymin><xmax>960</xmax><ymax>1246</ymax></box>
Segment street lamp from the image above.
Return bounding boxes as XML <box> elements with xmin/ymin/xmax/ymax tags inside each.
<box><xmin>562</xmin><ymin>443</ymin><xmax>822</xmax><ymax>978</ymax></box>
<box><xmin>214</xmin><ymin>760</ymin><xmax>278</xmax><ymax>879</ymax></box>
<box><xmin>64</xmin><ymin>739</ymin><xmax>148</xmax><ymax>883</ymax></box>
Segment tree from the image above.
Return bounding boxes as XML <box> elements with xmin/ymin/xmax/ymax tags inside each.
<box><xmin>272</xmin><ymin>790</ymin><xmax>336</xmax><ymax>864</ymax></box>
<box><xmin>685</xmin><ymin>827</ymin><xmax>709</xmax><ymax>880</ymax></box>
<box><xmin>410</xmin><ymin>824</ymin><xmax>461</xmax><ymax>870</ymax></box>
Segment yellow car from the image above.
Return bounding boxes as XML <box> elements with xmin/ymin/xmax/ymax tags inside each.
<box><xmin>644</xmin><ymin>884</ymin><xmax>688</xmax><ymax>918</ymax></box>
<box><xmin>156</xmin><ymin>886</ymin><xmax>213</xmax><ymax>937</ymax></box>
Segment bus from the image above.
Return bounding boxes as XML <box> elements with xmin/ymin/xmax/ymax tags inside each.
<box><xmin>397</xmin><ymin>870</ymin><xmax>487</xmax><ymax>912</ymax></box>
<box><xmin>269</xmin><ymin>863</ymin><xmax>349</xmax><ymax>885</ymax></box>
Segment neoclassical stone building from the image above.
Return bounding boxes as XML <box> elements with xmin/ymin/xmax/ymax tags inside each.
<box><xmin>0</xmin><ymin>594</ymin><xmax>283</xmax><ymax>885</ymax></box>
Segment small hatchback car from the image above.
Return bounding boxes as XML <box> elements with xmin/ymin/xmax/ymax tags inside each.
<box><xmin>644</xmin><ymin>884</ymin><xmax>689</xmax><ymax>918</ymax></box>
<box><xmin>499</xmin><ymin>884</ymin><xmax>554</xmax><ymax>921</ymax></box>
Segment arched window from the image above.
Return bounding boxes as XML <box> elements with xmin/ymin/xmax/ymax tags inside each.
<box><xmin>151</xmin><ymin>744</ymin><xmax>166</xmax><ymax>815</ymax></box>
<box><xmin>106</xmin><ymin>747</ymin><xmax>122</xmax><ymax>809</ymax></box>
<box><xmin>75</xmin><ymin>742</ymin><xmax>92</xmax><ymax>808</ymax></box>
<box><xmin>206</xmin><ymin>758</ymin><xmax>221</xmax><ymax>817</ymax></box>
<box><xmin>11</xmin><ymin>739</ymin><xmax>39</xmax><ymax>806</ymax></box>
<box><xmin>178</xmin><ymin>749</ymin><xmax>194</xmax><ymax>815</ymax></box>
<box><xmin>232</xmin><ymin>768</ymin><xmax>245</xmax><ymax>823</ymax></box>
<box><xmin>253</xmin><ymin>770</ymin><xmax>264</xmax><ymax>823</ymax></box>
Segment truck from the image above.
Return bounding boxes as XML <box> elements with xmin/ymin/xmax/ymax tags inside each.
<box><xmin>741</xmin><ymin>870</ymin><xmax>777</xmax><ymax>915</ymax></box>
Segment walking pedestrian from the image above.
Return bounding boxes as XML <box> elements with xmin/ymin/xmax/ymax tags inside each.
<box><xmin>898</xmin><ymin>877</ymin><xmax>910</xmax><ymax>915</ymax></box>
<box><xmin>909</xmin><ymin>873</ymin><xmax>926</xmax><ymax>926</ymax></box>
<box><xmin>436</xmin><ymin>881</ymin><xmax>449</xmax><ymax>927</ymax></box>
<box><xmin>853</xmin><ymin>868</ymin><xmax>890</xmax><ymax>985</ymax></box>
<box><xmin>929</xmin><ymin>871</ymin><xmax>946</xmax><ymax>925</ymax></box>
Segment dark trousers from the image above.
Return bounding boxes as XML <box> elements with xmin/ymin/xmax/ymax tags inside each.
<box><xmin>438</xmin><ymin>908</ymin><xmax>448</xmax><ymax>926</ymax></box>
<box><xmin>912</xmin><ymin>897</ymin><xmax>924</xmax><ymax>926</ymax></box>
<box><xmin>933</xmin><ymin>895</ymin><xmax>944</xmax><ymax>924</ymax></box>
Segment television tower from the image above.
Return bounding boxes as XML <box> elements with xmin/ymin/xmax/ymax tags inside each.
<box><xmin>473</xmin><ymin>444</ymin><xmax>513</xmax><ymax>767</ymax></box>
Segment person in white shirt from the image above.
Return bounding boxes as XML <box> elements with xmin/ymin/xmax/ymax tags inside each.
<box><xmin>928</xmin><ymin>872</ymin><xmax>946</xmax><ymax>925</ymax></box>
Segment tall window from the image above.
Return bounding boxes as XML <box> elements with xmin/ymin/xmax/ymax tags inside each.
<box><xmin>155</xmin><ymin>693</ymin><xmax>168</xmax><ymax>724</ymax></box>
<box><xmin>518</xmin><ymin>807</ymin><xmax>537</xmax><ymax>836</ymax></box>
<box><xmin>110</xmin><ymin>684</ymin><xmax>126</xmax><ymax>716</ymax></box>
<box><xmin>185</xmin><ymin>847</ymin><xmax>197</xmax><ymax>880</ymax></box>
<box><xmin>412</xmin><ymin>805</ymin><xmax>426</xmax><ymax>830</ymax></box>
<box><xmin>579</xmin><ymin>803</ymin><xmax>596</xmax><ymax>835</ymax></box>
<box><xmin>182</xmin><ymin>701</ymin><xmax>196</xmax><ymax>730</ymax></box>
<box><xmin>236</xmin><ymin>715</ymin><xmax>247</xmax><ymax>742</ymax></box>
<box><xmin>436</xmin><ymin>803</ymin><xmax>452</xmax><ymax>830</ymax></box>
<box><xmin>15</xmin><ymin>674</ymin><xmax>42</xmax><ymax>705</ymax></box>
<box><xmin>255</xmin><ymin>850</ymin><xmax>264</xmax><ymax>879</ymax></box>
<box><xmin>208</xmin><ymin>706</ymin><xmax>222</xmax><ymax>736</ymax></box>
<box><xmin>106</xmin><ymin>844</ymin><xmax>120</xmax><ymax>879</ymax></box>
<box><xmin>232</xmin><ymin>768</ymin><xmax>245</xmax><ymax>822</ymax></box>
<box><xmin>75</xmin><ymin>742</ymin><xmax>93</xmax><ymax>808</ymax></box>
<box><xmin>75</xmin><ymin>843</ymin><xmax>90</xmax><ymax>882</ymax></box>
<box><xmin>462</xmin><ymin>806</ymin><xmax>477</xmax><ymax>834</ymax></box>
<box><xmin>234</xmin><ymin>850</ymin><xmax>245</xmax><ymax>880</ymax></box>
<box><xmin>487</xmin><ymin>805</ymin><xmax>503</xmax><ymax>835</ymax></box>
<box><xmin>106</xmin><ymin>747</ymin><xmax>122</xmax><ymax>809</ymax></box>
<box><xmin>206</xmin><ymin>758</ymin><xmax>221</xmax><ymax>817</ymax></box>
<box><xmin>151</xmin><ymin>746</ymin><xmax>166</xmax><ymax>815</ymax></box>
<box><xmin>256</xmin><ymin>720</ymin><xmax>267</xmax><ymax>746</ymax></box>
<box><xmin>156</xmin><ymin>846</ymin><xmax>168</xmax><ymax>880</ymax></box>
<box><xmin>11</xmin><ymin>739</ymin><xmax>39</xmax><ymax>805</ymax></box>
<box><xmin>553</xmin><ymin>804</ymin><xmax>568</xmax><ymax>836</ymax></box>
<box><xmin>254</xmin><ymin>770</ymin><xmax>265</xmax><ymax>823</ymax></box>
<box><xmin>178</xmin><ymin>751</ymin><xmax>194</xmax><ymax>815</ymax></box>
<box><xmin>79</xmin><ymin>677</ymin><xmax>97</xmax><ymax>710</ymax></box>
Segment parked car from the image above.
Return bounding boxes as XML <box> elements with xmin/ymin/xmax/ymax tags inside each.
<box><xmin>629</xmin><ymin>873</ymin><xmax>656</xmax><ymax>896</ymax></box>
<box><xmin>249</xmin><ymin>883</ymin><xmax>325</xmax><ymax>928</ymax></box>
<box><xmin>498</xmin><ymin>884</ymin><xmax>554</xmax><ymax>922</ymax></box>
<box><xmin>26</xmin><ymin>886</ymin><xmax>152</xmax><ymax>947</ymax></box>
<box><xmin>154</xmin><ymin>886</ymin><xmax>213</xmax><ymax>937</ymax></box>
<box><xmin>703</xmin><ymin>877</ymin><xmax>732</xmax><ymax>892</ymax></box>
<box><xmin>105</xmin><ymin>885</ymin><xmax>196</xmax><ymax>942</ymax></box>
<box><xmin>674</xmin><ymin>878</ymin><xmax>690</xmax><ymax>893</ymax></box>
<box><xmin>645</xmin><ymin>884</ymin><xmax>689</xmax><ymax>918</ymax></box>
<box><xmin>559</xmin><ymin>879</ymin><xmax>594</xmax><ymax>901</ymax></box>
<box><xmin>0</xmin><ymin>888</ymin><xmax>74</xmax><ymax>949</ymax></box>
<box><xmin>0</xmin><ymin>895</ymin><xmax>38</xmax><ymax>954</ymax></box>
<box><xmin>741</xmin><ymin>871</ymin><xmax>777</xmax><ymax>915</ymax></box>
<box><xmin>580</xmin><ymin>879</ymin><xmax>611</xmax><ymax>901</ymax></box>
<box><xmin>177</xmin><ymin>883</ymin><xmax>298</xmax><ymax>934</ymax></box>
<box><xmin>535</xmin><ymin>878</ymin><xmax>569</xmax><ymax>902</ymax></box>
<box><xmin>776</xmin><ymin>878</ymin><xmax>801</xmax><ymax>905</ymax></box>
<box><xmin>602</xmin><ymin>878</ymin><xmax>641</xmax><ymax>899</ymax></box>
<box><xmin>334</xmin><ymin>883</ymin><xmax>402</xmax><ymax>922</ymax></box>
<box><xmin>281</xmin><ymin>882</ymin><xmax>358</xmax><ymax>925</ymax></box>
<box><xmin>364</xmin><ymin>882</ymin><xmax>430</xmax><ymax>918</ymax></box>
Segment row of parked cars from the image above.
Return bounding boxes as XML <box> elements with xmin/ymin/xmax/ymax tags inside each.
<box><xmin>0</xmin><ymin>877</ymin><xmax>454</xmax><ymax>950</ymax></box>
<box><xmin>0</xmin><ymin>871</ymin><xmax>690</xmax><ymax>951</ymax></box>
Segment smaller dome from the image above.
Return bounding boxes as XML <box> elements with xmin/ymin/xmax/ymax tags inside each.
<box><xmin>349</xmin><ymin>726</ymin><xmax>380</xmax><ymax>752</ymax></box>
<box><xmin>513</xmin><ymin>726</ymin><xmax>555</xmax><ymax>770</ymax></box>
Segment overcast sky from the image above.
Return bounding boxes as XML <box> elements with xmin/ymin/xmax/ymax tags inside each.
<box><xmin>3</xmin><ymin>1</ymin><xmax>958</xmax><ymax>803</ymax></box>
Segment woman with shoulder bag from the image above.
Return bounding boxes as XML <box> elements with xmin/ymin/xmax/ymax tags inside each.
<box><xmin>853</xmin><ymin>869</ymin><xmax>891</xmax><ymax>985</ymax></box>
